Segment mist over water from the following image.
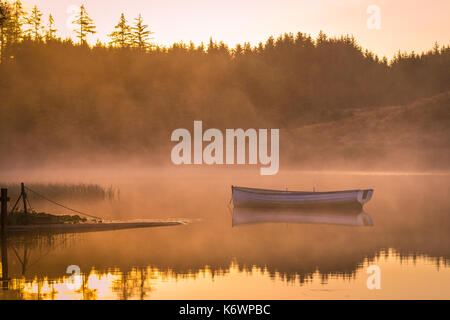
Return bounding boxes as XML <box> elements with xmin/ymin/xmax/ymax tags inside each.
<box><xmin>1</xmin><ymin>167</ymin><xmax>450</xmax><ymax>299</ymax></box>
<box><xmin>1</xmin><ymin>0</ymin><xmax>449</xmax><ymax>301</ymax></box>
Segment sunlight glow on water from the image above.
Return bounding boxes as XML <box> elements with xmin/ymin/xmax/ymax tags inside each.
<box><xmin>2</xmin><ymin>252</ymin><xmax>450</xmax><ymax>300</ymax></box>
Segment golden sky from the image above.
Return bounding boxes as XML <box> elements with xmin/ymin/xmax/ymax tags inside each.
<box><xmin>18</xmin><ymin>0</ymin><xmax>450</xmax><ymax>58</ymax></box>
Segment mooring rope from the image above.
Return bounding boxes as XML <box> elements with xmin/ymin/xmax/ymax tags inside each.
<box><xmin>24</xmin><ymin>186</ymin><xmax>102</xmax><ymax>220</ymax></box>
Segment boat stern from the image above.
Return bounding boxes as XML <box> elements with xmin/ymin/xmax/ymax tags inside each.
<box><xmin>357</xmin><ymin>189</ymin><xmax>374</xmax><ymax>205</ymax></box>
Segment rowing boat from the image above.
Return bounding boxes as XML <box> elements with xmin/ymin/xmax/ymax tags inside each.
<box><xmin>231</xmin><ymin>186</ymin><xmax>373</xmax><ymax>209</ymax></box>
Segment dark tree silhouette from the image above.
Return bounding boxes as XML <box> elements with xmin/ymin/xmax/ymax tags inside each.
<box><xmin>0</xmin><ymin>1</ymin><xmax>9</xmax><ymax>27</ymax></box>
<box><xmin>0</xmin><ymin>1</ymin><xmax>11</xmax><ymax>61</ymax></box>
<box><xmin>45</xmin><ymin>14</ymin><xmax>57</xmax><ymax>41</ymax></box>
<box><xmin>72</xmin><ymin>4</ymin><xmax>96</xmax><ymax>44</ymax></box>
<box><xmin>131</xmin><ymin>14</ymin><xmax>153</xmax><ymax>50</ymax></box>
<box><xmin>9</xmin><ymin>0</ymin><xmax>24</xmax><ymax>44</ymax></box>
<box><xmin>25</xmin><ymin>5</ymin><xmax>43</xmax><ymax>41</ymax></box>
<box><xmin>108</xmin><ymin>13</ymin><xmax>131</xmax><ymax>48</ymax></box>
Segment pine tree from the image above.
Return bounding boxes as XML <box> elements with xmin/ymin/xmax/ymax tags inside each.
<box><xmin>10</xmin><ymin>0</ymin><xmax>25</xmax><ymax>44</ymax></box>
<box><xmin>0</xmin><ymin>1</ymin><xmax>11</xmax><ymax>62</ymax></box>
<box><xmin>432</xmin><ymin>42</ymin><xmax>440</xmax><ymax>55</ymax></box>
<box><xmin>233</xmin><ymin>43</ymin><xmax>243</xmax><ymax>57</ymax></box>
<box><xmin>208</xmin><ymin>37</ymin><xmax>216</xmax><ymax>52</ymax></box>
<box><xmin>316</xmin><ymin>30</ymin><xmax>327</xmax><ymax>46</ymax></box>
<box><xmin>0</xmin><ymin>2</ymin><xmax>9</xmax><ymax>27</ymax></box>
<box><xmin>108</xmin><ymin>13</ymin><xmax>131</xmax><ymax>48</ymax></box>
<box><xmin>26</xmin><ymin>5</ymin><xmax>43</xmax><ymax>41</ymax></box>
<box><xmin>72</xmin><ymin>4</ymin><xmax>96</xmax><ymax>44</ymax></box>
<box><xmin>131</xmin><ymin>14</ymin><xmax>152</xmax><ymax>50</ymax></box>
<box><xmin>45</xmin><ymin>14</ymin><xmax>57</xmax><ymax>41</ymax></box>
<box><xmin>243</xmin><ymin>42</ymin><xmax>252</xmax><ymax>55</ymax></box>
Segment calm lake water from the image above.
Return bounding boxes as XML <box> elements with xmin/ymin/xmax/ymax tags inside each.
<box><xmin>1</xmin><ymin>167</ymin><xmax>450</xmax><ymax>299</ymax></box>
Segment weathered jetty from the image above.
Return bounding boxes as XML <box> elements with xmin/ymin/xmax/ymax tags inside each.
<box><xmin>0</xmin><ymin>185</ymin><xmax>184</xmax><ymax>235</ymax></box>
<box><xmin>4</xmin><ymin>221</ymin><xmax>184</xmax><ymax>234</ymax></box>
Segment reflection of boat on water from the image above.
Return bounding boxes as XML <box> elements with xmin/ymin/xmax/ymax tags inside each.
<box><xmin>232</xmin><ymin>207</ymin><xmax>374</xmax><ymax>227</ymax></box>
<box><xmin>232</xmin><ymin>186</ymin><xmax>373</xmax><ymax>209</ymax></box>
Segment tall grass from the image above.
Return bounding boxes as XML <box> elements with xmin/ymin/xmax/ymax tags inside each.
<box><xmin>0</xmin><ymin>183</ymin><xmax>118</xmax><ymax>204</ymax></box>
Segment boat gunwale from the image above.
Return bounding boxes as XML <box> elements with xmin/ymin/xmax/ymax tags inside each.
<box><xmin>232</xmin><ymin>186</ymin><xmax>372</xmax><ymax>196</ymax></box>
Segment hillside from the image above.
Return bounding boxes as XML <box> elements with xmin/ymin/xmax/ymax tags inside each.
<box><xmin>284</xmin><ymin>91</ymin><xmax>450</xmax><ymax>170</ymax></box>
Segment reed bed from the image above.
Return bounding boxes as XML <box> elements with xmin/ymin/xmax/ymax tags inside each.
<box><xmin>0</xmin><ymin>183</ymin><xmax>119</xmax><ymax>204</ymax></box>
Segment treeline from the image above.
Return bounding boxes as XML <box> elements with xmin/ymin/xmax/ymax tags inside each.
<box><xmin>0</xmin><ymin>2</ymin><xmax>449</xmax><ymax>165</ymax></box>
<box><xmin>0</xmin><ymin>1</ymin><xmax>154</xmax><ymax>53</ymax></box>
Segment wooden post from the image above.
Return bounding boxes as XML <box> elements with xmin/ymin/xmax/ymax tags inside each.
<box><xmin>1</xmin><ymin>188</ymin><xmax>9</xmax><ymax>230</ymax></box>
<box><xmin>1</xmin><ymin>231</ymin><xmax>8</xmax><ymax>286</ymax></box>
<box><xmin>21</xmin><ymin>182</ymin><xmax>27</xmax><ymax>214</ymax></box>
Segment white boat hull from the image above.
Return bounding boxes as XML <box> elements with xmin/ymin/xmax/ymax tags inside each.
<box><xmin>232</xmin><ymin>186</ymin><xmax>373</xmax><ymax>209</ymax></box>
